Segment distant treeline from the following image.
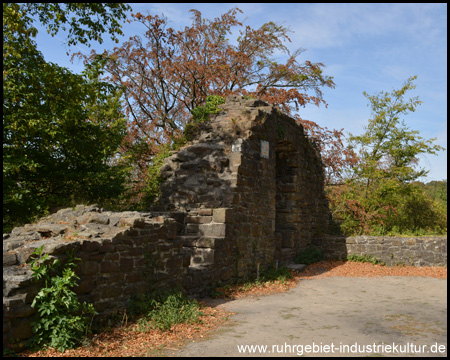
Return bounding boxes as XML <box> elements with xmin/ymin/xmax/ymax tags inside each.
<box><xmin>421</xmin><ymin>180</ymin><xmax>447</xmax><ymax>205</ymax></box>
<box><xmin>327</xmin><ymin>179</ymin><xmax>447</xmax><ymax>237</ymax></box>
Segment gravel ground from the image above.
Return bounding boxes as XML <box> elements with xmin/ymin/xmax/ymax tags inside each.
<box><xmin>169</xmin><ymin>262</ymin><xmax>447</xmax><ymax>357</ymax></box>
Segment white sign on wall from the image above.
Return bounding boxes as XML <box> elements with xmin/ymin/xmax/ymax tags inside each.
<box><xmin>232</xmin><ymin>138</ymin><xmax>243</xmax><ymax>152</ymax></box>
<box><xmin>261</xmin><ymin>140</ymin><xmax>269</xmax><ymax>159</ymax></box>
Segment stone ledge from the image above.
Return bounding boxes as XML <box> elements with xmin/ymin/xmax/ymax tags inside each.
<box><xmin>198</xmin><ymin>223</ymin><xmax>226</xmax><ymax>238</ymax></box>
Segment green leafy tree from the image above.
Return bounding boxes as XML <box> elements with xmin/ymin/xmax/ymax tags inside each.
<box><xmin>6</xmin><ymin>3</ymin><xmax>131</xmax><ymax>48</ymax></box>
<box><xmin>3</xmin><ymin>3</ymin><xmax>131</xmax><ymax>231</ymax></box>
<box><xmin>349</xmin><ymin>76</ymin><xmax>444</xmax><ymax>187</ymax></box>
<box><xmin>328</xmin><ymin>76</ymin><xmax>446</xmax><ymax>236</ymax></box>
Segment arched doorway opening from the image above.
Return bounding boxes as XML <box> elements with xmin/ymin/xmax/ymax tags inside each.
<box><xmin>275</xmin><ymin>140</ymin><xmax>300</xmax><ymax>263</ymax></box>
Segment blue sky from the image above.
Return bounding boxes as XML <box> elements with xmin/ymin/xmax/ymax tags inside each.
<box><xmin>30</xmin><ymin>3</ymin><xmax>447</xmax><ymax>181</ymax></box>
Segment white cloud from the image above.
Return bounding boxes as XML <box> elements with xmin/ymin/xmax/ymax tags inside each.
<box><xmin>285</xmin><ymin>3</ymin><xmax>446</xmax><ymax>50</ymax></box>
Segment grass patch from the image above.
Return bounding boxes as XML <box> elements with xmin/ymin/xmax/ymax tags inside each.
<box><xmin>347</xmin><ymin>254</ymin><xmax>385</xmax><ymax>265</ymax></box>
<box><xmin>127</xmin><ymin>289</ymin><xmax>204</xmax><ymax>331</ymax></box>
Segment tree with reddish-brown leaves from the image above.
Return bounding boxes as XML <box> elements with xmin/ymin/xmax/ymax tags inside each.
<box><xmin>78</xmin><ymin>7</ymin><xmax>355</xmax><ymax>189</ymax></box>
<box><xmin>300</xmin><ymin>120</ymin><xmax>359</xmax><ymax>185</ymax></box>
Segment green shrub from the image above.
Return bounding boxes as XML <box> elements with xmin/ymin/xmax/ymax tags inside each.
<box><xmin>294</xmin><ymin>247</ymin><xmax>324</xmax><ymax>265</ymax></box>
<box><xmin>128</xmin><ymin>289</ymin><xmax>204</xmax><ymax>331</ymax></box>
<box><xmin>327</xmin><ymin>180</ymin><xmax>447</xmax><ymax>236</ymax></box>
<box><xmin>184</xmin><ymin>95</ymin><xmax>225</xmax><ymax>142</ymax></box>
<box><xmin>29</xmin><ymin>246</ymin><xmax>97</xmax><ymax>352</ymax></box>
<box><xmin>190</xmin><ymin>95</ymin><xmax>225</xmax><ymax>123</ymax></box>
<box><xmin>142</xmin><ymin>145</ymin><xmax>172</xmax><ymax>206</ymax></box>
<box><xmin>346</xmin><ymin>253</ymin><xmax>385</xmax><ymax>265</ymax></box>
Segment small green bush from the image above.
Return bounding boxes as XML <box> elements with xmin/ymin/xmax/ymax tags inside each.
<box><xmin>184</xmin><ymin>95</ymin><xmax>225</xmax><ymax>142</ymax></box>
<box><xmin>128</xmin><ymin>289</ymin><xmax>204</xmax><ymax>331</ymax></box>
<box><xmin>294</xmin><ymin>247</ymin><xmax>324</xmax><ymax>265</ymax></box>
<box><xmin>142</xmin><ymin>145</ymin><xmax>172</xmax><ymax>205</ymax></box>
<box><xmin>190</xmin><ymin>95</ymin><xmax>225</xmax><ymax>123</ymax></box>
<box><xmin>29</xmin><ymin>246</ymin><xmax>97</xmax><ymax>352</ymax></box>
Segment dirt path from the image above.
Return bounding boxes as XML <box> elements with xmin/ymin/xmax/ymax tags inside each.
<box><xmin>168</xmin><ymin>277</ymin><xmax>447</xmax><ymax>357</ymax></box>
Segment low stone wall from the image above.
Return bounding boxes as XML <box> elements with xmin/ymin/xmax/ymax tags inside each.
<box><xmin>3</xmin><ymin>205</ymin><xmax>191</xmax><ymax>348</ymax></box>
<box><xmin>315</xmin><ymin>235</ymin><xmax>447</xmax><ymax>267</ymax></box>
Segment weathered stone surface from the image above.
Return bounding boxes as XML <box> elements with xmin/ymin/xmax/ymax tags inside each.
<box><xmin>198</xmin><ymin>208</ymin><xmax>213</xmax><ymax>216</ymax></box>
<box><xmin>43</xmin><ymin>240</ymin><xmax>81</xmax><ymax>255</ymax></box>
<box><xmin>3</xmin><ymin>239</ymin><xmax>26</xmax><ymax>252</ymax></box>
<box><xmin>186</xmin><ymin>215</ymin><xmax>212</xmax><ymax>224</ymax></box>
<box><xmin>315</xmin><ymin>236</ymin><xmax>447</xmax><ymax>267</ymax></box>
<box><xmin>35</xmin><ymin>224</ymin><xmax>69</xmax><ymax>237</ymax></box>
<box><xmin>119</xmin><ymin>217</ymin><xmax>146</xmax><ymax>228</ymax></box>
<box><xmin>3</xmin><ymin>252</ymin><xmax>17</xmax><ymax>266</ymax></box>
<box><xmin>212</xmin><ymin>208</ymin><xmax>232</xmax><ymax>223</ymax></box>
<box><xmin>196</xmin><ymin>237</ymin><xmax>224</xmax><ymax>248</ymax></box>
<box><xmin>199</xmin><ymin>223</ymin><xmax>226</xmax><ymax>238</ymax></box>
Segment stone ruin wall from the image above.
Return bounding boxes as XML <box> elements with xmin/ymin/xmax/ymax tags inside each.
<box><xmin>4</xmin><ymin>96</ymin><xmax>331</xmax><ymax>347</ymax></box>
<box><xmin>3</xmin><ymin>207</ymin><xmax>186</xmax><ymax>345</ymax></box>
<box><xmin>4</xmin><ymin>96</ymin><xmax>446</xmax><ymax>348</ymax></box>
<box><xmin>155</xmin><ymin>95</ymin><xmax>330</xmax><ymax>281</ymax></box>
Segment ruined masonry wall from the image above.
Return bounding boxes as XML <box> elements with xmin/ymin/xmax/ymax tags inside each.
<box><xmin>4</xmin><ymin>96</ymin><xmax>332</xmax><ymax>347</ymax></box>
<box><xmin>3</xmin><ymin>206</ymin><xmax>191</xmax><ymax>346</ymax></box>
<box><xmin>316</xmin><ymin>235</ymin><xmax>447</xmax><ymax>266</ymax></box>
<box><xmin>3</xmin><ymin>95</ymin><xmax>334</xmax><ymax>348</ymax></box>
<box><xmin>155</xmin><ymin>95</ymin><xmax>330</xmax><ymax>281</ymax></box>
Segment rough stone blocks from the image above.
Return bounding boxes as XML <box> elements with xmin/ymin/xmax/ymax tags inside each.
<box><xmin>199</xmin><ymin>223</ymin><xmax>226</xmax><ymax>238</ymax></box>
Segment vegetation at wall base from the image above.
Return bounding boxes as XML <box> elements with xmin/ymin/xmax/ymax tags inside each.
<box><xmin>127</xmin><ymin>289</ymin><xmax>204</xmax><ymax>331</ymax></box>
<box><xmin>29</xmin><ymin>246</ymin><xmax>97</xmax><ymax>353</ymax></box>
<box><xmin>27</xmin><ymin>247</ymin><xmax>205</xmax><ymax>353</ymax></box>
<box><xmin>294</xmin><ymin>247</ymin><xmax>325</xmax><ymax>265</ymax></box>
<box><xmin>346</xmin><ymin>254</ymin><xmax>385</xmax><ymax>266</ymax></box>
